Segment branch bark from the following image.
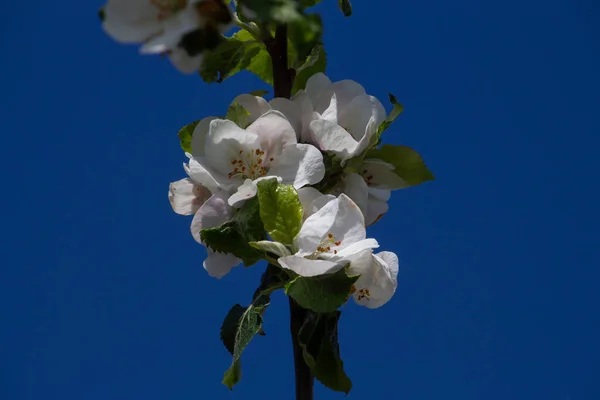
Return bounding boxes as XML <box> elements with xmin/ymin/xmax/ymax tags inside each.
<box><xmin>265</xmin><ymin>23</ymin><xmax>313</xmax><ymax>400</ymax></box>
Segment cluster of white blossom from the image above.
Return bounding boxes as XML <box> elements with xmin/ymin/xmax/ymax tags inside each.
<box><xmin>170</xmin><ymin>74</ymin><xmax>406</xmax><ymax>308</ymax></box>
<box><xmin>101</xmin><ymin>0</ymin><xmax>233</xmax><ymax>73</ymax></box>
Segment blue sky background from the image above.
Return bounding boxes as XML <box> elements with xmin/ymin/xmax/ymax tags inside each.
<box><xmin>1</xmin><ymin>0</ymin><xmax>599</xmax><ymax>399</ymax></box>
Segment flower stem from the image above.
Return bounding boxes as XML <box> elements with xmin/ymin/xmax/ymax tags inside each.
<box><xmin>265</xmin><ymin>23</ymin><xmax>312</xmax><ymax>400</ymax></box>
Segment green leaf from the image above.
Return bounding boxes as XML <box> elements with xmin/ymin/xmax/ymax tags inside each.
<box><xmin>285</xmin><ymin>267</ymin><xmax>358</xmax><ymax>313</ymax></box>
<box><xmin>249</xmin><ymin>241</ymin><xmax>292</xmax><ymax>258</ymax></box>
<box><xmin>288</xmin><ymin>14</ymin><xmax>322</xmax><ymax>68</ymax></box>
<box><xmin>240</xmin><ymin>0</ymin><xmax>303</xmax><ymax>23</ymax></box>
<box><xmin>292</xmin><ymin>43</ymin><xmax>326</xmax><ymax>94</ymax></box>
<box><xmin>299</xmin><ymin>0</ymin><xmax>323</xmax><ymax>8</ymax></box>
<box><xmin>248</xmin><ymin>89</ymin><xmax>270</xmax><ymax>97</ymax></box>
<box><xmin>236</xmin><ymin>30</ymin><xmax>273</xmax><ymax>85</ymax></box>
<box><xmin>338</xmin><ymin>0</ymin><xmax>352</xmax><ymax>16</ymax></box>
<box><xmin>177</xmin><ymin>120</ymin><xmax>200</xmax><ymax>153</ymax></box>
<box><xmin>98</xmin><ymin>7</ymin><xmax>105</xmax><ymax>21</ymax></box>
<box><xmin>200</xmin><ymin>198</ymin><xmax>265</xmax><ymax>266</ymax></box>
<box><xmin>377</xmin><ymin>93</ymin><xmax>404</xmax><ymax>137</ymax></box>
<box><xmin>366</xmin><ymin>144</ymin><xmax>435</xmax><ymax>186</ymax></box>
<box><xmin>257</xmin><ymin>179</ymin><xmax>303</xmax><ymax>245</ymax></box>
<box><xmin>298</xmin><ymin>311</ymin><xmax>352</xmax><ymax>394</ymax></box>
<box><xmin>221</xmin><ymin>265</ymin><xmax>288</xmax><ymax>389</ymax></box>
<box><xmin>225</xmin><ymin>101</ymin><xmax>251</xmax><ymax>128</ymax></box>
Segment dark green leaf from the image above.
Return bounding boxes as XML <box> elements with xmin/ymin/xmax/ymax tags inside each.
<box><xmin>366</xmin><ymin>144</ymin><xmax>435</xmax><ymax>186</ymax></box>
<box><xmin>240</xmin><ymin>0</ymin><xmax>303</xmax><ymax>23</ymax></box>
<box><xmin>221</xmin><ymin>265</ymin><xmax>288</xmax><ymax>389</ymax></box>
<box><xmin>298</xmin><ymin>311</ymin><xmax>352</xmax><ymax>394</ymax></box>
<box><xmin>98</xmin><ymin>7</ymin><xmax>105</xmax><ymax>21</ymax></box>
<box><xmin>298</xmin><ymin>0</ymin><xmax>323</xmax><ymax>8</ymax></box>
<box><xmin>288</xmin><ymin>14</ymin><xmax>323</xmax><ymax>68</ymax></box>
<box><xmin>177</xmin><ymin>120</ymin><xmax>200</xmax><ymax>153</ymax></box>
<box><xmin>285</xmin><ymin>267</ymin><xmax>358</xmax><ymax>313</ymax></box>
<box><xmin>377</xmin><ymin>93</ymin><xmax>404</xmax><ymax>137</ymax></box>
<box><xmin>292</xmin><ymin>43</ymin><xmax>326</xmax><ymax>94</ymax></box>
<box><xmin>236</xmin><ymin>30</ymin><xmax>274</xmax><ymax>85</ymax></box>
<box><xmin>200</xmin><ymin>198</ymin><xmax>265</xmax><ymax>266</ymax></box>
<box><xmin>248</xmin><ymin>89</ymin><xmax>270</xmax><ymax>97</ymax></box>
<box><xmin>257</xmin><ymin>179</ymin><xmax>304</xmax><ymax>245</ymax></box>
<box><xmin>338</xmin><ymin>0</ymin><xmax>352</xmax><ymax>16</ymax></box>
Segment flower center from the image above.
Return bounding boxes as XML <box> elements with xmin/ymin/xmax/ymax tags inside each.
<box><xmin>151</xmin><ymin>0</ymin><xmax>188</xmax><ymax>21</ymax></box>
<box><xmin>360</xmin><ymin>168</ymin><xmax>375</xmax><ymax>186</ymax></box>
<box><xmin>315</xmin><ymin>233</ymin><xmax>342</xmax><ymax>255</ymax></box>
<box><xmin>356</xmin><ymin>288</ymin><xmax>371</xmax><ymax>301</ymax></box>
<box><xmin>227</xmin><ymin>148</ymin><xmax>274</xmax><ymax>180</ymax></box>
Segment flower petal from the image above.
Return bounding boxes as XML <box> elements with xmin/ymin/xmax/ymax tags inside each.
<box><xmin>190</xmin><ymin>191</ymin><xmax>233</xmax><ymax>243</ymax></box>
<box><xmin>297</xmin><ymin>187</ymin><xmax>335</xmax><ymax>220</ymax></box>
<box><xmin>333</xmin><ymin>238</ymin><xmax>379</xmax><ymax>259</ymax></box>
<box><xmin>227</xmin><ymin>179</ymin><xmax>257</xmax><ymax>207</ymax></box>
<box><xmin>191</xmin><ymin>117</ymin><xmax>218</xmax><ymax>157</ymax></box>
<box><xmin>291</xmin><ymin>91</ymin><xmax>317</xmax><ymax>142</ymax></box>
<box><xmin>102</xmin><ymin>0</ymin><xmax>163</xmax><ymax>43</ymax></box>
<box><xmin>310</xmin><ymin>120</ymin><xmax>358</xmax><ymax>160</ymax></box>
<box><xmin>269</xmin><ymin>144</ymin><xmax>325</xmax><ymax>189</ymax></box>
<box><xmin>313</xmin><ymin>79</ymin><xmax>367</xmax><ymax>114</ymax></box>
<box><xmin>168</xmin><ymin>48</ymin><xmax>203</xmax><ymax>74</ymax></box>
<box><xmin>169</xmin><ymin>178</ymin><xmax>211</xmax><ymax>215</ymax></box>
<box><xmin>362</xmin><ymin>159</ymin><xmax>408</xmax><ymax>190</ymax></box>
<box><xmin>204</xmin><ymin>250</ymin><xmax>241</xmax><ymax>279</ymax></box>
<box><xmin>186</xmin><ymin>157</ymin><xmax>222</xmax><ymax>192</ymax></box>
<box><xmin>375</xmin><ymin>251</ymin><xmax>399</xmax><ymax>287</ymax></box>
<box><xmin>319</xmin><ymin>94</ymin><xmax>338</xmax><ymax>124</ymax></box>
<box><xmin>294</xmin><ymin>197</ymin><xmax>339</xmax><ymax>256</ymax></box>
<box><xmin>246</xmin><ymin>110</ymin><xmax>297</xmax><ymax>156</ymax></box>
<box><xmin>269</xmin><ymin>98</ymin><xmax>302</xmax><ymax>136</ymax></box>
<box><xmin>305</xmin><ymin>73</ymin><xmax>332</xmax><ymax>105</ymax></box>
<box><xmin>278</xmin><ymin>255</ymin><xmax>341</xmax><ymax>277</ymax></box>
<box><xmin>205</xmin><ymin>119</ymin><xmax>261</xmax><ymax>175</ymax></box>
<box><xmin>368</xmin><ymin>187</ymin><xmax>391</xmax><ymax>201</ymax></box>
<box><xmin>338</xmin><ymin>94</ymin><xmax>386</xmax><ymax>142</ymax></box>
<box><xmin>341</xmin><ymin>173</ymin><xmax>369</xmax><ymax>217</ymax></box>
<box><xmin>366</xmin><ymin>197</ymin><xmax>389</xmax><ymax>226</ymax></box>
<box><xmin>232</xmin><ymin>94</ymin><xmax>270</xmax><ymax>125</ymax></box>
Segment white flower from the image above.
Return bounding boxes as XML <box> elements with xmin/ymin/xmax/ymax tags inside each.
<box><xmin>190</xmin><ymin>191</ymin><xmax>242</xmax><ymax>278</ymax></box>
<box><xmin>297</xmin><ymin>187</ymin><xmax>335</xmax><ymax>221</ymax></box>
<box><xmin>277</xmin><ymin>194</ymin><xmax>379</xmax><ymax>277</ymax></box>
<box><xmin>297</xmin><ymin>73</ymin><xmax>386</xmax><ymax>161</ymax></box>
<box><xmin>101</xmin><ymin>0</ymin><xmax>231</xmax><ymax>73</ymax></box>
<box><xmin>169</xmin><ymin>159</ymin><xmax>240</xmax><ymax>278</ymax></box>
<box><xmin>189</xmin><ymin>110</ymin><xmax>325</xmax><ymax>207</ymax></box>
<box><xmin>346</xmin><ymin>250</ymin><xmax>399</xmax><ymax>309</ymax></box>
<box><xmin>337</xmin><ymin>158</ymin><xmax>408</xmax><ymax>225</ymax></box>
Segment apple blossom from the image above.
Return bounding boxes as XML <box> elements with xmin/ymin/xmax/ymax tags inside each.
<box><xmin>346</xmin><ymin>250</ymin><xmax>399</xmax><ymax>309</ymax></box>
<box><xmin>277</xmin><ymin>194</ymin><xmax>379</xmax><ymax>277</ymax></box>
<box><xmin>188</xmin><ymin>110</ymin><xmax>325</xmax><ymax>207</ymax></box>
<box><xmin>101</xmin><ymin>0</ymin><xmax>232</xmax><ymax>73</ymax></box>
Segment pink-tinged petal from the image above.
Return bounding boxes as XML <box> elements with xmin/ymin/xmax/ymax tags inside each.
<box><xmin>204</xmin><ymin>250</ymin><xmax>241</xmax><ymax>279</ymax></box>
<box><xmin>169</xmin><ymin>178</ymin><xmax>212</xmax><ymax>215</ymax></box>
<box><xmin>190</xmin><ymin>191</ymin><xmax>233</xmax><ymax>243</ymax></box>
<box><xmin>361</xmin><ymin>160</ymin><xmax>408</xmax><ymax>190</ymax></box>
<box><xmin>269</xmin><ymin>144</ymin><xmax>325</xmax><ymax>189</ymax></box>
<box><xmin>246</xmin><ymin>111</ymin><xmax>297</xmax><ymax>156</ymax></box>
<box><xmin>278</xmin><ymin>255</ymin><xmax>341</xmax><ymax>277</ymax></box>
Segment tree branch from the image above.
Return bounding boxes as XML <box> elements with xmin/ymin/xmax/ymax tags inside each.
<box><xmin>289</xmin><ymin>298</ymin><xmax>314</xmax><ymax>400</ymax></box>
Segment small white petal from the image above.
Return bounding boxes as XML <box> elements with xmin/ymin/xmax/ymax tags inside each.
<box><xmin>168</xmin><ymin>48</ymin><xmax>203</xmax><ymax>74</ymax></box>
<box><xmin>352</xmin><ymin>116</ymin><xmax>379</xmax><ymax>158</ymax></box>
<box><xmin>246</xmin><ymin>111</ymin><xmax>297</xmax><ymax>155</ymax></box>
<box><xmin>291</xmin><ymin>91</ymin><xmax>317</xmax><ymax>142</ymax></box>
<box><xmin>169</xmin><ymin>178</ymin><xmax>211</xmax><ymax>215</ymax></box>
<box><xmin>269</xmin><ymin>144</ymin><xmax>325</xmax><ymax>189</ymax></box>
<box><xmin>294</xmin><ymin>198</ymin><xmax>339</xmax><ymax>256</ymax></box>
<box><xmin>204</xmin><ymin>250</ymin><xmax>241</xmax><ymax>279</ymax></box>
<box><xmin>186</xmin><ymin>157</ymin><xmax>222</xmax><ymax>192</ymax></box>
<box><xmin>334</xmin><ymin>238</ymin><xmax>379</xmax><ymax>259</ymax></box>
<box><xmin>313</xmin><ymin>79</ymin><xmax>367</xmax><ymax>114</ymax></box>
<box><xmin>278</xmin><ymin>255</ymin><xmax>341</xmax><ymax>277</ymax></box>
<box><xmin>338</xmin><ymin>95</ymin><xmax>386</xmax><ymax>141</ymax></box>
<box><xmin>375</xmin><ymin>251</ymin><xmax>399</xmax><ymax>287</ymax></box>
<box><xmin>368</xmin><ymin>187</ymin><xmax>391</xmax><ymax>201</ymax></box>
<box><xmin>227</xmin><ymin>179</ymin><xmax>257</xmax><ymax>207</ymax></box>
<box><xmin>305</xmin><ymin>73</ymin><xmax>332</xmax><ymax>104</ymax></box>
<box><xmin>366</xmin><ymin>197</ymin><xmax>389</xmax><ymax>226</ymax></box>
<box><xmin>190</xmin><ymin>191</ymin><xmax>233</xmax><ymax>243</ymax></box>
<box><xmin>320</xmin><ymin>94</ymin><xmax>338</xmax><ymax>124</ymax></box>
<box><xmin>191</xmin><ymin>117</ymin><xmax>218</xmax><ymax>157</ymax></box>
<box><xmin>310</xmin><ymin>120</ymin><xmax>358</xmax><ymax>160</ymax></box>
